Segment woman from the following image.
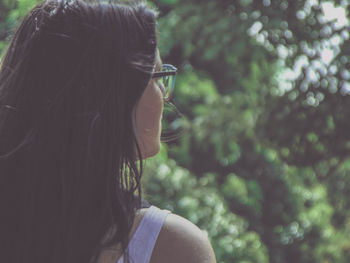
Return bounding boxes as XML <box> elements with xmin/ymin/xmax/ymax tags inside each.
<box><xmin>0</xmin><ymin>0</ymin><xmax>216</xmax><ymax>263</ymax></box>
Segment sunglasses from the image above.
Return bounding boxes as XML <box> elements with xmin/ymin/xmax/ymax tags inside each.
<box><xmin>152</xmin><ymin>64</ymin><xmax>177</xmax><ymax>101</ymax></box>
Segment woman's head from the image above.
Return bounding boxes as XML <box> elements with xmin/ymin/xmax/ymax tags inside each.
<box><xmin>1</xmin><ymin>0</ymin><xmax>158</xmax><ymax>155</ymax></box>
<box><xmin>0</xmin><ymin>0</ymin><xmax>159</xmax><ymax>262</ymax></box>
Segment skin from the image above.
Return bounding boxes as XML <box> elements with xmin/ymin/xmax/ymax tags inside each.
<box><xmin>150</xmin><ymin>213</ymin><xmax>217</xmax><ymax>263</ymax></box>
<box><xmin>131</xmin><ymin>51</ymin><xmax>217</xmax><ymax>263</ymax></box>
<box><xmin>98</xmin><ymin>209</ymin><xmax>217</xmax><ymax>263</ymax></box>
<box><xmin>134</xmin><ymin>51</ymin><xmax>165</xmax><ymax>159</ymax></box>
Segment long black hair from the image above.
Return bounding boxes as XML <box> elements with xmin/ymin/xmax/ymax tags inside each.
<box><xmin>0</xmin><ymin>0</ymin><xmax>158</xmax><ymax>262</ymax></box>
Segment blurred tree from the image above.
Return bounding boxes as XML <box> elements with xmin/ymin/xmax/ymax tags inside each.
<box><xmin>149</xmin><ymin>0</ymin><xmax>350</xmax><ymax>262</ymax></box>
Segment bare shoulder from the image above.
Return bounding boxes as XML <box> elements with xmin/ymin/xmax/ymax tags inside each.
<box><xmin>150</xmin><ymin>213</ymin><xmax>217</xmax><ymax>263</ymax></box>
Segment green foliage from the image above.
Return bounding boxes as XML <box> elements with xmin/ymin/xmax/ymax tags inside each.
<box><xmin>143</xmin><ymin>152</ymin><xmax>269</xmax><ymax>263</ymax></box>
<box><xmin>222</xmin><ymin>174</ymin><xmax>263</xmax><ymax>215</ymax></box>
<box><xmin>0</xmin><ymin>0</ymin><xmax>41</xmax><ymax>56</ymax></box>
<box><xmin>156</xmin><ymin>0</ymin><xmax>178</xmax><ymax>5</ymax></box>
<box><xmin>8</xmin><ymin>0</ymin><xmax>38</xmax><ymax>21</ymax></box>
<box><xmin>153</xmin><ymin>0</ymin><xmax>350</xmax><ymax>261</ymax></box>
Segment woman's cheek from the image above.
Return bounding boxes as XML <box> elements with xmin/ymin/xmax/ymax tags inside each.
<box><xmin>134</xmin><ymin>81</ymin><xmax>164</xmax><ymax>159</ymax></box>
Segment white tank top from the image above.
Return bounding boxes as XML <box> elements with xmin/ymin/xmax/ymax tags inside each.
<box><xmin>117</xmin><ymin>206</ymin><xmax>171</xmax><ymax>263</ymax></box>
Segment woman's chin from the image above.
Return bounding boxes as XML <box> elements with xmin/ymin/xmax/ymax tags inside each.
<box><xmin>136</xmin><ymin>141</ymin><xmax>161</xmax><ymax>160</ymax></box>
<box><xmin>142</xmin><ymin>143</ymin><xmax>161</xmax><ymax>159</ymax></box>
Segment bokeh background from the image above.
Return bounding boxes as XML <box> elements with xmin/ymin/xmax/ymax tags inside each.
<box><xmin>1</xmin><ymin>0</ymin><xmax>350</xmax><ymax>262</ymax></box>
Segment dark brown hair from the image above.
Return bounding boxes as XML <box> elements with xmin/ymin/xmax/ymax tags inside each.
<box><xmin>0</xmin><ymin>0</ymin><xmax>158</xmax><ymax>262</ymax></box>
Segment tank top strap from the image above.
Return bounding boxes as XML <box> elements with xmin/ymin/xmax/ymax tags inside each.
<box><xmin>117</xmin><ymin>205</ymin><xmax>171</xmax><ymax>263</ymax></box>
